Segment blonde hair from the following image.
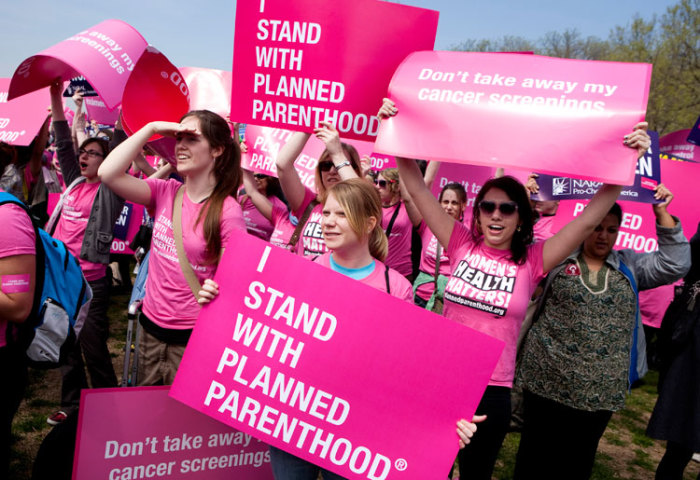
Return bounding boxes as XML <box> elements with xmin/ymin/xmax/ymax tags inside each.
<box><xmin>314</xmin><ymin>143</ymin><xmax>362</xmax><ymax>197</ymax></box>
<box><xmin>322</xmin><ymin>179</ymin><xmax>388</xmax><ymax>262</ymax></box>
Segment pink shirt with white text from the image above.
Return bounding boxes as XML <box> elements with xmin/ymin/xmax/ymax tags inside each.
<box><xmin>293</xmin><ymin>187</ymin><xmax>326</xmax><ymax>258</ymax></box>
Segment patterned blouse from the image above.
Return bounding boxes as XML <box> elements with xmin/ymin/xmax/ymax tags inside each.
<box><xmin>517</xmin><ymin>256</ymin><xmax>637</xmax><ymax>412</ymax></box>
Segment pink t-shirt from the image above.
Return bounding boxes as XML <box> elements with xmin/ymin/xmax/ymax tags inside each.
<box><xmin>533</xmin><ymin>215</ymin><xmax>555</xmax><ymax>242</ymax></box>
<box><xmin>314</xmin><ymin>253</ymin><xmax>413</xmax><ymax>302</ymax></box>
<box><xmin>0</xmin><ymin>200</ymin><xmax>36</xmax><ymax>348</ymax></box>
<box><xmin>241</xmin><ymin>195</ymin><xmax>285</xmax><ymax>241</ymax></box>
<box><xmin>443</xmin><ymin>221</ymin><xmax>546</xmax><ymax>387</ymax></box>
<box><xmin>382</xmin><ymin>202</ymin><xmax>413</xmax><ymax>277</ymax></box>
<box><xmin>415</xmin><ymin>222</ymin><xmax>451</xmax><ymax>301</ymax></box>
<box><xmin>143</xmin><ymin>179</ymin><xmax>246</xmax><ymax>329</ymax></box>
<box><xmin>53</xmin><ymin>182</ymin><xmax>105</xmax><ymax>281</ymax></box>
<box><xmin>640</xmin><ymin>284</ymin><xmax>676</xmax><ymax>328</ymax></box>
<box><xmin>269</xmin><ymin>203</ymin><xmax>296</xmax><ymax>251</ymax></box>
<box><xmin>293</xmin><ymin>188</ymin><xmax>326</xmax><ymax>258</ymax></box>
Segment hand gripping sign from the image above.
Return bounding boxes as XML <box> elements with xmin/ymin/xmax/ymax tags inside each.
<box><xmin>170</xmin><ymin>231</ymin><xmax>504</xmax><ymax>480</ymax></box>
<box><xmin>73</xmin><ymin>387</ymin><xmax>274</xmax><ymax>480</ymax></box>
<box><xmin>9</xmin><ymin>19</ymin><xmax>148</xmax><ymax>110</ymax></box>
<box><xmin>375</xmin><ymin>51</ymin><xmax>652</xmax><ymax>185</ymax></box>
<box><xmin>0</xmin><ymin>78</ymin><xmax>49</xmax><ymax>146</ymax></box>
<box><xmin>231</xmin><ymin>0</ymin><xmax>438</xmax><ymax>142</ymax></box>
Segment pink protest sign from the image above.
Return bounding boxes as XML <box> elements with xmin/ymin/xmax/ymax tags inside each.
<box><xmin>9</xmin><ymin>19</ymin><xmax>147</xmax><ymax>109</ymax></box>
<box><xmin>84</xmin><ymin>95</ymin><xmax>120</xmax><ymax>126</ymax></box>
<box><xmin>121</xmin><ymin>47</ymin><xmax>190</xmax><ymax>140</ymax></box>
<box><xmin>231</xmin><ymin>0</ymin><xmax>438</xmax><ymax>142</ymax></box>
<box><xmin>181</xmin><ymin>67</ymin><xmax>232</xmax><ymax>119</ymax></box>
<box><xmin>170</xmin><ymin>232</ymin><xmax>504</xmax><ymax>480</ymax></box>
<box><xmin>73</xmin><ymin>387</ymin><xmax>274</xmax><ymax>480</ymax></box>
<box><xmin>659</xmin><ymin>156</ymin><xmax>700</xmax><ymax>230</ymax></box>
<box><xmin>0</xmin><ymin>78</ymin><xmax>49</xmax><ymax>146</ymax></box>
<box><xmin>375</xmin><ymin>52</ymin><xmax>652</xmax><ymax>185</ymax></box>
<box><xmin>659</xmin><ymin>129</ymin><xmax>697</xmax><ymax>162</ymax></box>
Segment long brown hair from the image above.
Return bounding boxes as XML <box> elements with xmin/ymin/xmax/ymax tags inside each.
<box><xmin>322</xmin><ymin>179</ymin><xmax>388</xmax><ymax>262</ymax></box>
<box><xmin>181</xmin><ymin>110</ymin><xmax>242</xmax><ymax>264</ymax></box>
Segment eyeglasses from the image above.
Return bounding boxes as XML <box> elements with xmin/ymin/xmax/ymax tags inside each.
<box><xmin>78</xmin><ymin>148</ymin><xmax>104</xmax><ymax>159</ymax></box>
<box><xmin>253</xmin><ymin>173</ymin><xmax>268</xmax><ymax>180</ymax></box>
<box><xmin>478</xmin><ymin>200</ymin><xmax>518</xmax><ymax>216</ymax></box>
<box><xmin>318</xmin><ymin>161</ymin><xmax>335</xmax><ymax>172</ymax></box>
<box><xmin>373</xmin><ymin>179</ymin><xmax>395</xmax><ymax>188</ymax></box>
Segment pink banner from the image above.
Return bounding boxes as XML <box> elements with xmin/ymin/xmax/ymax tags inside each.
<box><xmin>84</xmin><ymin>95</ymin><xmax>120</xmax><ymax>126</ymax></box>
<box><xmin>231</xmin><ymin>0</ymin><xmax>438</xmax><ymax>141</ymax></box>
<box><xmin>9</xmin><ymin>19</ymin><xmax>148</xmax><ymax>109</ymax></box>
<box><xmin>73</xmin><ymin>387</ymin><xmax>274</xmax><ymax>480</ymax></box>
<box><xmin>375</xmin><ymin>51</ymin><xmax>652</xmax><ymax>185</ymax></box>
<box><xmin>0</xmin><ymin>78</ymin><xmax>49</xmax><ymax>146</ymax></box>
<box><xmin>170</xmin><ymin>232</ymin><xmax>503</xmax><ymax>480</ymax></box>
<box><xmin>110</xmin><ymin>203</ymin><xmax>145</xmax><ymax>254</ymax></box>
<box><xmin>242</xmin><ymin>125</ymin><xmax>378</xmax><ymax>192</ymax></box>
<box><xmin>180</xmin><ymin>67</ymin><xmax>232</xmax><ymax>119</ymax></box>
<box><xmin>659</xmin><ymin>129</ymin><xmax>697</xmax><ymax>162</ymax></box>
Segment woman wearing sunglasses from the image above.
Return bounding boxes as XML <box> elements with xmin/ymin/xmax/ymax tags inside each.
<box><xmin>268</xmin><ymin>178</ymin><xmax>484</xmax><ymax>479</ymax></box>
<box><xmin>373</xmin><ymin>168</ymin><xmax>422</xmax><ymax>280</ymax></box>
<box><xmin>379</xmin><ymin>98</ymin><xmax>651</xmax><ymax>480</ymax></box>
<box><xmin>44</xmin><ymin>80</ymin><xmax>126</xmax><ymax>424</ymax></box>
<box><xmin>275</xmin><ymin>121</ymin><xmax>362</xmax><ymax>258</ymax></box>
<box><xmin>240</xmin><ymin>169</ymin><xmax>297</xmax><ymax>251</ymax></box>
<box><xmin>238</xmin><ymin>172</ymin><xmax>286</xmax><ymax>241</ymax></box>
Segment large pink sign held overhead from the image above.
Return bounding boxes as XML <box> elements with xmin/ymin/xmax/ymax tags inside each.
<box><xmin>0</xmin><ymin>78</ymin><xmax>49</xmax><ymax>146</ymax></box>
<box><xmin>375</xmin><ymin>51</ymin><xmax>652</xmax><ymax>185</ymax></box>
<box><xmin>9</xmin><ymin>19</ymin><xmax>148</xmax><ymax>109</ymax></box>
<box><xmin>231</xmin><ymin>0</ymin><xmax>438</xmax><ymax>142</ymax></box>
<box><xmin>84</xmin><ymin>95</ymin><xmax>120</xmax><ymax>126</ymax></box>
<box><xmin>73</xmin><ymin>387</ymin><xmax>274</xmax><ymax>480</ymax></box>
<box><xmin>170</xmin><ymin>231</ymin><xmax>504</xmax><ymax>480</ymax></box>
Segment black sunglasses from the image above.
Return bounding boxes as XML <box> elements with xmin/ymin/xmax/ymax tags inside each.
<box><xmin>478</xmin><ymin>200</ymin><xmax>518</xmax><ymax>216</ymax></box>
<box><xmin>318</xmin><ymin>161</ymin><xmax>335</xmax><ymax>172</ymax></box>
<box><xmin>253</xmin><ymin>173</ymin><xmax>268</xmax><ymax>180</ymax></box>
<box><xmin>373</xmin><ymin>178</ymin><xmax>395</xmax><ymax>188</ymax></box>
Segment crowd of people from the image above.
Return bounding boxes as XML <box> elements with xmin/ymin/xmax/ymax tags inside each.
<box><xmin>1</xmin><ymin>81</ymin><xmax>698</xmax><ymax>480</ymax></box>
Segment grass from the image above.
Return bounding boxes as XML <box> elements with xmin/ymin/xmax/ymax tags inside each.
<box><xmin>8</xmin><ymin>291</ymin><xmax>700</xmax><ymax>480</ymax></box>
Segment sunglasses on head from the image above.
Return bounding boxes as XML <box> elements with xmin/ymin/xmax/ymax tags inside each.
<box><xmin>373</xmin><ymin>178</ymin><xmax>395</xmax><ymax>188</ymax></box>
<box><xmin>478</xmin><ymin>200</ymin><xmax>518</xmax><ymax>216</ymax></box>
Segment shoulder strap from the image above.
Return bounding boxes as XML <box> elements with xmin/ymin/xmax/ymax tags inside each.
<box><xmin>384</xmin><ymin>264</ymin><xmax>391</xmax><ymax>294</ymax></box>
<box><xmin>434</xmin><ymin>242</ymin><xmax>442</xmax><ymax>290</ymax></box>
<box><xmin>173</xmin><ymin>186</ymin><xmax>202</xmax><ymax>302</ymax></box>
<box><xmin>288</xmin><ymin>200</ymin><xmax>319</xmax><ymax>249</ymax></box>
<box><xmin>384</xmin><ymin>203</ymin><xmax>402</xmax><ymax>238</ymax></box>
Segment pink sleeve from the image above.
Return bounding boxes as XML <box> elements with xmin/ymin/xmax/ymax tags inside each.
<box><xmin>144</xmin><ymin>177</ymin><xmax>170</xmax><ymax>211</ymax></box>
<box><xmin>527</xmin><ymin>240</ymin><xmax>546</xmax><ymax>284</ymax></box>
<box><xmin>447</xmin><ymin>220</ymin><xmax>471</xmax><ymax>259</ymax></box>
<box><xmin>220</xmin><ymin>197</ymin><xmax>248</xmax><ymax>246</ymax></box>
<box><xmin>292</xmin><ymin>187</ymin><xmax>317</xmax><ymax>218</ymax></box>
<box><xmin>392</xmin><ymin>273</ymin><xmax>414</xmax><ymax>303</ymax></box>
<box><xmin>0</xmin><ymin>204</ymin><xmax>35</xmax><ymax>258</ymax></box>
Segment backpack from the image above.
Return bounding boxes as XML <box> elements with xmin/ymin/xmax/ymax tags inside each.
<box><xmin>0</xmin><ymin>191</ymin><xmax>92</xmax><ymax>368</ymax></box>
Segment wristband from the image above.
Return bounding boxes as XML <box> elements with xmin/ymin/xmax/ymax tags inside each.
<box><xmin>335</xmin><ymin>161</ymin><xmax>351</xmax><ymax>170</ymax></box>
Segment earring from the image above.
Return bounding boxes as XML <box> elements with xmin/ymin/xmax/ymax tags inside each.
<box><xmin>517</xmin><ymin>226</ymin><xmax>522</xmax><ymax>232</ymax></box>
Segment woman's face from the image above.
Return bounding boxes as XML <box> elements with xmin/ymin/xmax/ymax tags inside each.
<box><xmin>321</xmin><ymin>193</ymin><xmax>362</xmax><ymax>252</ymax></box>
<box><xmin>78</xmin><ymin>140</ymin><xmax>106</xmax><ymax>180</ymax></box>
<box><xmin>175</xmin><ymin>116</ymin><xmax>221</xmax><ymax>178</ymax></box>
<box><xmin>374</xmin><ymin>173</ymin><xmax>395</xmax><ymax>204</ymax></box>
<box><xmin>477</xmin><ymin>188</ymin><xmax>520</xmax><ymax>250</ymax></box>
<box><xmin>582</xmin><ymin>213</ymin><xmax>620</xmax><ymax>262</ymax></box>
<box><xmin>254</xmin><ymin>174</ymin><xmax>269</xmax><ymax>194</ymax></box>
<box><xmin>319</xmin><ymin>154</ymin><xmax>346</xmax><ymax>189</ymax></box>
<box><xmin>440</xmin><ymin>189</ymin><xmax>464</xmax><ymax>220</ymax></box>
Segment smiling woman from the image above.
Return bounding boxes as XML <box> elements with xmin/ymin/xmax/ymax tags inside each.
<box><xmin>98</xmin><ymin>109</ymin><xmax>246</xmax><ymax>386</ymax></box>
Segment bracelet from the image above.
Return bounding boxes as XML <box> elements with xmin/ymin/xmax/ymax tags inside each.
<box><xmin>335</xmin><ymin>161</ymin><xmax>351</xmax><ymax>170</ymax></box>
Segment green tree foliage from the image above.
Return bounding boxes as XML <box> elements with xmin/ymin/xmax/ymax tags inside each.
<box><xmin>451</xmin><ymin>0</ymin><xmax>699</xmax><ymax>134</ymax></box>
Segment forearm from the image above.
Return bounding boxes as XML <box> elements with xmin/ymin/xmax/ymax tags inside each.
<box><xmin>331</xmin><ymin>150</ymin><xmax>358</xmax><ymax>181</ymax></box>
<box><xmin>242</xmin><ymin>171</ymin><xmax>273</xmax><ymax>220</ymax></box>
<box><xmin>99</xmin><ymin>124</ymin><xmax>155</xmax><ymax>183</ymax></box>
<box><xmin>53</xmin><ymin>120</ymin><xmax>80</xmax><ymax>185</ymax></box>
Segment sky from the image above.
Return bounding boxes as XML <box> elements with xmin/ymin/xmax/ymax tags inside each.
<box><xmin>1</xmin><ymin>0</ymin><xmax>679</xmax><ymax>77</ymax></box>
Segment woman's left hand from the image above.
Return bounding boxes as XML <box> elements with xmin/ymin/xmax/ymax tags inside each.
<box><xmin>314</xmin><ymin>121</ymin><xmax>343</xmax><ymax>156</ymax></box>
<box><xmin>198</xmin><ymin>279</ymin><xmax>220</xmax><ymax>305</ymax></box>
<box><xmin>623</xmin><ymin>122</ymin><xmax>651</xmax><ymax>159</ymax></box>
<box><xmin>456</xmin><ymin>415</ymin><xmax>487</xmax><ymax>448</ymax></box>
